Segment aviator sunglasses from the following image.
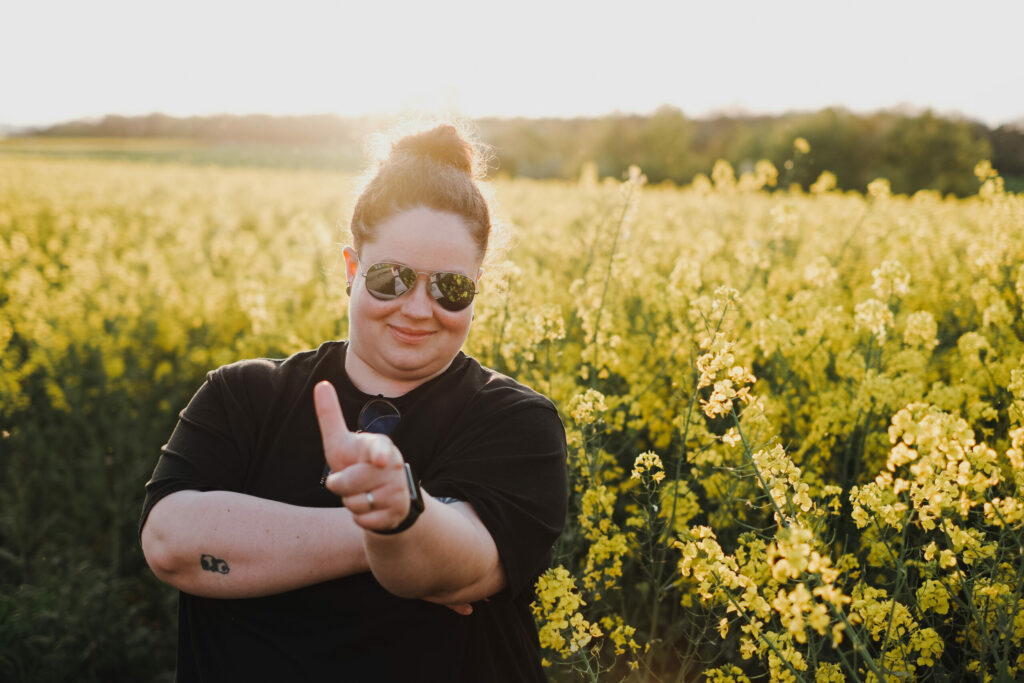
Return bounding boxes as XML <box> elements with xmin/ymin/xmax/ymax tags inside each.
<box><xmin>361</xmin><ymin>261</ymin><xmax>478</xmax><ymax>311</ymax></box>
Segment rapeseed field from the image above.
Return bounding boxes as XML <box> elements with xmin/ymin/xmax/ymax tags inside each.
<box><xmin>1</xmin><ymin>150</ymin><xmax>1022</xmax><ymax>682</ymax></box>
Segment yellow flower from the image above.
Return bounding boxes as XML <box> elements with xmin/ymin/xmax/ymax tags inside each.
<box><xmin>815</xmin><ymin>662</ymin><xmax>845</xmax><ymax>682</ymax></box>
<box><xmin>871</xmin><ymin>260</ymin><xmax>911</xmax><ymax>300</ymax></box>
<box><xmin>696</xmin><ymin>333</ymin><xmax>736</xmax><ymax>389</ymax></box>
<box><xmin>631</xmin><ymin>451</ymin><xmax>664</xmax><ymax>479</ymax></box>
<box><xmin>532</xmin><ymin>566</ymin><xmax>590</xmax><ymax>656</ymax></box>
<box><xmin>917</xmin><ymin>580</ymin><xmax>950</xmax><ymax>615</ymax></box>
<box><xmin>712</xmin><ymin>159</ymin><xmax>737</xmax><ymax>191</ymax></box>
<box><xmin>854</xmin><ymin>298</ymin><xmax>894</xmax><ymax>342</ymax></box>
<box><xmin>568</xmin><ymin>388</ymin><xmax>607</xmax><ymax>425</ymax></box>
<box><xmin>578</xmin><ymin>485</ymin><xmax>616</xmax><ymax>541</ymax></box>
<box><xmin>974</xmin><ymin>160</ymin><xmax>997</xmax><ymax>181</ymax></box>
<box><xmin>911</xmin><ymin>627</ymin><xmax>943</xmax><ymax>666</ymax></box>
<box><xmin>722</xmin><ymin>428</ymin><xmax>742</xmax><ymax>447</ymax></box>
<box><xmin>793</xmin><ymin>137</ymin><xmax>811</xmax><ymax>154</ymax></box>
<box><xmin>810</xmin><ymin>171</ymin><xmax>837</xmax><ymax>194</ymax></box>
<box><xmin>755</xmin><ymin>160</ymin><xmax>779</xmax><ymax>188</ymax></box>
<box><xmin>705</xmin><ymin>665</ymin><xmax>752</xmax><ymax>683</ymax></box>
<box><xmin>583</xmin><ymin>533</ymin><xmax>630</xmax><ymax>593</ymax></box>
<box><xmin>903</xmin><ymin>311</ymin><xmax>938</xmax><ymax>350</ymax></box>
<box><xmin>601</xmin><ymin>614</ymin><xmax>640</xmax><ymax>656</ymax></box>
<box><xmin>803</xmin><ymin>255</ymin><xmax>838</xmax><ymax>286</ymax></box>
<box><xmin>867</xmin><ymin>177</ymin><xmax>891</xmax><ymax>199</ymax></box>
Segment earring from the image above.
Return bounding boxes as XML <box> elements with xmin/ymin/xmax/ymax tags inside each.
<box><xmin>346</xmin><ymin>282</ymin><xmax>352</xmax><ymax>296</ymax></box>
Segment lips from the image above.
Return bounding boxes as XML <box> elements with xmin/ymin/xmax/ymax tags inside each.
<box><xmin>388</xmin><ymin>325</ymin><xmax>435</xmax><ymax>344</ymax></box>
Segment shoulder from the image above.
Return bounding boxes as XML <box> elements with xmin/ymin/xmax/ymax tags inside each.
<box><xmin>210</xmin><ymin>341</ymin><xmax>341</xmax><ymax>388</ymax></box>
<box><xmin>202</xmin><ymin>341</ymin><xmax>344</xmax><ymax>414</ymax></box>
<box><xmin>444</xmin><ymin>356</ymin><xmax>565</xmax><ymax>445</ymax></box>
<box><xmin>454</xmin><ymin>354</ymin><xmax>559</xmax><ymax>416</ymax></box>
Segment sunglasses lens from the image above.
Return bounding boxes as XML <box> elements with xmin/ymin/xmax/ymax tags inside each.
<box><xmin>359</xmin><ymin>399</ymin><xmax>401</xmax><ymax>435</ymax></box>
<box><xmin>365</xmin><ymin>263</ymin><xmax>416</xmax><ymax>299</ymax></box>
<box><xmin>363</xmin><ymin>262</ymin><xmax>475</xmax><ymax>310</ymax></box>
<box><xmin>434</xmin><ymin>272</ymin><xmax>476</xmax><ymax>311</ymax></box>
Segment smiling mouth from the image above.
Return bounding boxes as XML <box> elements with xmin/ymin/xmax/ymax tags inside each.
<box><xmin>389</xmin><ymin>325</ymin><xmax>434</xmax><ymax>343</ymax></box>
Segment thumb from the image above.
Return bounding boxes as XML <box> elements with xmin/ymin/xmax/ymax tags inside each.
<box><xmin>314</xmin><ymin>381</ymin><xmax>356</xmax><ymax>466</ymax></box>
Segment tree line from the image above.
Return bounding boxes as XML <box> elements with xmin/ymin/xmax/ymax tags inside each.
<box><xmin>28</xmin><ymin>107</ymin><xmax>1024</xmax><ymax>195</ymax></box>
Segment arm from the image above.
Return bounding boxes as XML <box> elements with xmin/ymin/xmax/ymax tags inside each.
<box><xmin>140</xmin><ymin>489</ymin><xmax>368</xmax><ymax>599</ymax></box>
<box><xmin>364</xmin><ymin>494</ymin><xmax>506</xmax><ymax>603</ymax></box>
<box><xmin>315</xmin><ymin>381</ymin><xmax>506</xmax><ymax>604</ymax></box>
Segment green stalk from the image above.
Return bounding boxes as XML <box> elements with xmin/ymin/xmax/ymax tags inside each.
<box><xmin>590</xmin><ymin>184</ymin><xmax>635</xmax><ymax>386</ymax></box>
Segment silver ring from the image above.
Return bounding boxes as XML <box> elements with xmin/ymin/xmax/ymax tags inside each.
<box><xmin>366</xmin><ymin>492</ymin><xmax>375</xmax><ymax>511</ymax></box>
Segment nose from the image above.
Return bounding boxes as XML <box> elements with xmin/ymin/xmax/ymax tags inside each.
<box><xmin>398</xmin><ymin>273</ymin><xmax>434</xmax><ymax>319</ymax></box>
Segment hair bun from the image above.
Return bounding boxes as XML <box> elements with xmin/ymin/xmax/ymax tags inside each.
<box><xmin>391</xmin><ymin>125</ymin><xmax>474</xmax><ymax>174</ymax></box>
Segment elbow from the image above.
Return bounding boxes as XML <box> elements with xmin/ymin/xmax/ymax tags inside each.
<box><xmin>376</xmin><ymin>557</ymin><xmax>506</xmax><ymax>604</ymax></box>
<box><xmin>366</xmin><ymin>499</ymin><xmax>506</xmax><ymax>601</ymax></box>
<box><xmin>140</xmin><ymin>491</ymin><xmax>200</xmax><ymax>587</ymax></box>
<box><xmin>426</xmin><ymin>563</ymin><xmax>507</xmax><ymax>605</ymax></box>
<box><xmin>368</xmin><ymin>554</ymin><xmax>458</xmax><ymax>599</ymax></box>
<box><xmin>141</xmin><ymin>517</ymin><xmax>185</xmax><ymax>586</ymax></box>
<box><xmin>372</xmin><ymin>571</ymin><xmax>437</xmax><ymax>600</ymax></box>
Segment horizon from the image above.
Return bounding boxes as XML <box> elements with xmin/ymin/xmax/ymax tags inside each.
<box><xmin>3</xmin><ymin>0</ymin><xmax>1023</xmax><ymax>130</ymax></box>
<box><xmin>7</xmin><ymin>102</ymin><xmax>1020</xmax><ymax>136</ymax></box>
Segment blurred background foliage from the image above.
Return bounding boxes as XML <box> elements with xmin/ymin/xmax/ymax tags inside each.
<box><xmin>4</xmin><ymin>107</ymin><xmax>1023</xmax><ymax>195</ymax></box>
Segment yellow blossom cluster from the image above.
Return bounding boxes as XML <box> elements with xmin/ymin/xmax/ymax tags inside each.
<box><xmin>853</xmin><ymin>298</ymin><xmax>894</xmax><ymax>343</ymax></box>
<box><xmin>697</xmin><ymin>333</ymin><xmax>757</xmax><ymax>419</ymax></box>
<box><xmin>578</xmin><ymin>485</ymin><xmax>617</xmax><ymax>540</ymax></box>
<box><xmin>704</xmin><ymin>664</ymin><xmax>752</xmax><ymax>683</ymax></box>
<box><xmin>752</xmin><ymin>444</ymin><xmax>816</xmax><ymax>523</ymax></box>
<box><xmin>532</xmin><ymin>566</ymin><xmax>603</xmax><ymax>655</ymax></box>
<box><xmin>599</xmin><ymin>614</ymin><xmax>641</xmax><ymax>657</ymax></box>
<box><xmin>568</xmin><ymin>388</ymin><xmax>608</xmax><ymax>426</ymax></box>
<box><xmin>870</xmin><ymin>260</ymin><xmax>911</xmax><ymax>301</ymax></box>
<box><xmin>630</xmin><ymin>451</ymin><xmax>665</xmax><ymax>483</ymax></box>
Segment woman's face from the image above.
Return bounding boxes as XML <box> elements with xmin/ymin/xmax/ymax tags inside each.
<box><xmin>343</xmin><ymin>206</ymin><xmax>482</xmax><ymax>393</ymax></box>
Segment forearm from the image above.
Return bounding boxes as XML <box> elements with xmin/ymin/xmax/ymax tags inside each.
<box><xmin>313</xmin><ymin>382</ymin><xmax>506</xmax><ymax>604</ymax></box>
<box><xmin>141</xmin><ymin>490</ymin><xmax>368</xmax><ymax>598</ymax></box>
<box><xmin>363</xmin><ymin>493</ymin><xmax>505</xmax><ymax>602</ymax></box>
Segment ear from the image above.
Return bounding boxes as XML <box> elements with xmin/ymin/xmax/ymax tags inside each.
<box><xmin>342</xmin><ymin>247</ymin><xmax>359</xmax><ymax>284</ymax></box>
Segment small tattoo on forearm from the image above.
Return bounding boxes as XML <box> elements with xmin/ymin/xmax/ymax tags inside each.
<box><xmin>200</xmin><ymin>553</ymin><xmax>230</xmax><ymax>574</ymax></box>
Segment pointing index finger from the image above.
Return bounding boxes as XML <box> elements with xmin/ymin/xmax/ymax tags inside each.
<box><xmin>314</xmin><ymin>381</ymin><xmax>353</xmax><ymax>455</ymax></box>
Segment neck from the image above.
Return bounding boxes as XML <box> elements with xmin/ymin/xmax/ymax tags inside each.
<box><xmin>343</xmin><ymin>347</ymin><xmax>454</xmax><ymax>398</ymax></box>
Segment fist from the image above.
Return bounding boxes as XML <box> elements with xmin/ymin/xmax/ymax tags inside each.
<box><xmin>314</xmin><ymin>381</ymin><xmax>410</xmax><ymax>530</ymax></box>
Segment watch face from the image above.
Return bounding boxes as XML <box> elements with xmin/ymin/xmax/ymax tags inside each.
<box><xmin>404</xmin><ymin>464</ymin><xmax>425</xmax><ymax>512</ymax></box>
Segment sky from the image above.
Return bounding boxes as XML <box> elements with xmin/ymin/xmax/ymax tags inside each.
<box><xmin>3</xmin><ymin>0</ymin><xmax>1023</xmax><ymax>129</ymax></box>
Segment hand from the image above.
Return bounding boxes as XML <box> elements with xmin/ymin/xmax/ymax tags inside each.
<box><xmin>314</xmin><ymin>381</ymin><xmax>410</xmax><ymax>532</ymax></box>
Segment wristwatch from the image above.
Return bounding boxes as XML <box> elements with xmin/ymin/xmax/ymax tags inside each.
<box><xmin>372</xmin><ymin>463</ymin><xmax>424</xmax><ymax>535</ymax></box>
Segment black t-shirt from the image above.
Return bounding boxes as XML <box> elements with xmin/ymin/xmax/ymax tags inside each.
<box><xmin>140</xmin><ymin>341</ymin><xmax>568</xmax><ymax>682</ymax></box>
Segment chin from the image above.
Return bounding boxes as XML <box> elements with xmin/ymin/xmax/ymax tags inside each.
<box><xmin>381</xmin><ymin>349</ymin><xmax>446</xmax><ymax>375</ymax></box>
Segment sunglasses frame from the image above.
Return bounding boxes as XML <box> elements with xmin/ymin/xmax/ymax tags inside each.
<box><xmin>360</xmin><ymin>260</ymin><xmax>479</xmax><ymax>311</ymax></box>
<box><xmin>357</xmin><ymin>397</ymin><xmax>401</xmax><ymax>434</ymax></box>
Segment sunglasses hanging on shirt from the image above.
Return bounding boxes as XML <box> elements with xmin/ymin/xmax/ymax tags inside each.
<box><xmin>320</xmin><ymin>397</ymin><xmax>400</xmax><ymax>488</ymax></box>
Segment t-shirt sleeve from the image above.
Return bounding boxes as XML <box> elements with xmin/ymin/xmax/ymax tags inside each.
<box><xmin>138</xmin><ymin>366</ymin><xmax>258</xmax><ymax>535</ymax></box>
<box><xmin>424</xmin><ymin>397</ymin><xmax>568</xmax><ymax>600</ymax></box>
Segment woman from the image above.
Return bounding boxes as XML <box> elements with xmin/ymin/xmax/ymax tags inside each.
<box><xmin>140</xmin><ymin>124</ymin><xmax>568</xmax><ymax>681</ymax></box>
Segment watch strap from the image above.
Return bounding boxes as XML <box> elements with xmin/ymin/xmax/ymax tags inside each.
<box><xmin>371</xmin><ymin>463</ymin><xmax>424</xmax><ymax>535</ymax></box>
